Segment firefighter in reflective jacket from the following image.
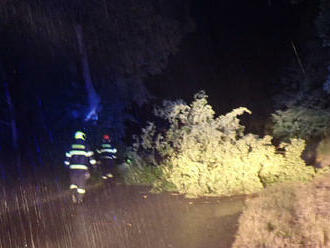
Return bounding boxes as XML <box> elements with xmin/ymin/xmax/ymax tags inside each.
<box><xmin>96</xmin><ymin>134</ymin><xmax>117</xmax><ymax>179</ymax></box>
<box><xmin>64</xmin><ymin>131</ymin><xmax>96</xmax><ymax>203</ymax></box>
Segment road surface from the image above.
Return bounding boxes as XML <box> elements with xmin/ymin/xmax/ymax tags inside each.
<box><xmin>0</xmin><ymin>179</ymin><xmax>246</xmax><ymax>248</ymax></box>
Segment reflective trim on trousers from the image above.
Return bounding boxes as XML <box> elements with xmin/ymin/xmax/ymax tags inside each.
<box><xmin>69</xmin><ymin>164</ymin><xmax>88</xmax><ymax>170</ymax></box>
<box><xmin>77</xmin><ymin>188</ymin><xmax>86</xmax><ymax>194</ymax></box>
<box><xmin>70</xmin><ymin>184</ymin><xmax>78</xmax><ymax>189</ymax></box>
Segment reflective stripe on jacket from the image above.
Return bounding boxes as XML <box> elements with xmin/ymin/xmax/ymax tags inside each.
<box><xmin>64</xmin><ymin>140</ymin><xmax>96</xmax><ymax>169</ymax></box>
<box><xmin>96</xmin><ymin>142</ymin><xmax>117</xmax><ymax>159</ymax></box>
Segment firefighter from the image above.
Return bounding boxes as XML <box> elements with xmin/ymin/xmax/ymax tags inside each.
<box><xmin>64</xmin><ymin>130</ymin><xmax>96</xmax><ymax>204</ymax></box>
<box><xmin>96</xmin><ymin>134</ymin><xmax>117</xmax><ymax>179</ymax></box>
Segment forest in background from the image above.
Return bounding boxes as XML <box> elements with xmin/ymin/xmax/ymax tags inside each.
<box><xmin>0</xmin><ymin>0</ymin><xmax>330</xmax><ymax>181</ymax></box>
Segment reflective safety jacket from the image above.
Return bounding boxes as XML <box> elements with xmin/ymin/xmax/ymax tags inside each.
<box><xmin>96</xmin><ymin>141</ymin><xmax>117</xmax><ymax>160</ymax></box>
<box><xmin>64</xmin><ymin>140</ymin><xmax>96</xmax><ymax>170</ymax></box>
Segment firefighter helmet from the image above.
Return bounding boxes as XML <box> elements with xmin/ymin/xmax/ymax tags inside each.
<box><xmin>74</xmin><ymin>131</ymin><xmax>86</xmax><ymax>140</ymax></box>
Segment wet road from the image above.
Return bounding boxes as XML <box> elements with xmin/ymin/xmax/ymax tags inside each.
<box><xmin>0</xmin><ymin>180</ymin><xmax>246</xmax><ymax>248</ymax></box>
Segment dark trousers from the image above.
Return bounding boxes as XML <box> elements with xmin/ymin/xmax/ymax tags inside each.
<box><xmin>69</xmin><ymin>169</ymin><xmax>89</xmax><ymax>199</ymax></box>
<box><xmin>101</xmin><ymin>159</ymin><xmax>115</xmax><ymax>176</ymax></box>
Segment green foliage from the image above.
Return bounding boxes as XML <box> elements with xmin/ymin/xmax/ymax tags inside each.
<box><xmin>125</xmin><ymin>91</ymin><xmax>321</xmax><ymax>197</ymax></box>
<box><xmin>123</xmin><ymin>164</ymin><xmax>161</xmax><ymax>186</ymax></box>
<box><xmin>259</xmin><ymin>139</ymin><xmax>315</xmax><ymax>186</ymax></box>
<box><xmin>313</xmin><ymin>136</ymin><xmax>330</xmax><ymax>168</ymax></box>
<box><xmin>316</xmin><ymin>0</ymin><xmax>330</xmax><ymax>47</ymax></box>
<box><xmin>121</xmin><ymin>149</ymin><xmax>177</xmax><ymax>191</ymax></box>
<box><xmin>272</xmin><ymin>106</ymin><xmax>330</xmax><ymax>140</ymax></box>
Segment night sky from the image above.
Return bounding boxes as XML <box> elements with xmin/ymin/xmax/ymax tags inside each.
<box><xmin>147</xmin><ymin>0</ymin><xmax>313</xmax><ymax>127</ymax></box>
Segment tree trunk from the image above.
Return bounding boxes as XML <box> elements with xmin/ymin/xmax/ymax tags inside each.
<box><xmin>3</xmin><ymin>82</ymin><xmax>18</xmax><ymax>149</ymax></box>
<box><xmin>0</xmin><ymin>60</ymin><xmax>18</xmax><ymax>149</ymax></box>
<box><xmin>74</xmin><ymin>24</ymin><xmax>101</xmax><ymax>121</ymax></box>
<box><xmin>0</xmin><ymin>61</ymin><xmax>21</xmax><ymax>175</ymax></box>
<box><xmin>37</xmin><ymin>96</ymin><xmax>54</xmax><ymax>144</ymax></box>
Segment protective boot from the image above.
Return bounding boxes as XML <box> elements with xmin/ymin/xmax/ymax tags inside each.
<box><xmin>71</xmin><ymin>190</ymin><xmax>78</xmax><ymax>204</ymax></box>
<box><xmin>76</xmin><ymin>188</ymin><xmax>85</xmax><ymax>204</ymax></box>
<box><xmin>76</xmin><ymin>193</ymin><xmax>84</xmax><ymax>204</ymax></box>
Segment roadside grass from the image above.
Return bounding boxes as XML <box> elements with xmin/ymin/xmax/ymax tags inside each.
<box><xmin>233</xmin><ymin>173</ymin><xmax>330</xmax><ymax>248</ymax></box>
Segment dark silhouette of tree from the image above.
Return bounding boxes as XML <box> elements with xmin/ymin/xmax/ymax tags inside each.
<box><xmin>0</xmin><ymin>0</ymin><xmax>193</xmax><ymax>176</ymax></box>
<box><xmin>0</xmin><ymin>0</ymin><xmax>193</xmax><ymax>100</ymax></box>
<box><xmin>316</xmin><ymin>0</ymin><xmax>330</xmax><ymax>47</ymax></box>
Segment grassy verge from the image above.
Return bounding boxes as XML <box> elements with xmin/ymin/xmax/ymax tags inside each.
<box><xmin>233</xmin><ymin>174</ymin><xmax>330</xmax><ymax>248</ymax></box>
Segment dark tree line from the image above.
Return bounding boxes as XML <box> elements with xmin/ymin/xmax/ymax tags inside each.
<box><xmin>0</xmin><ymin>0</ymin><xmax>330</xmax><ymax>181</ymax></box>
<box><xmin>0</xmin><ymin>0</ymin><xmax>193</xmax><ymax>179</ymax></box>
